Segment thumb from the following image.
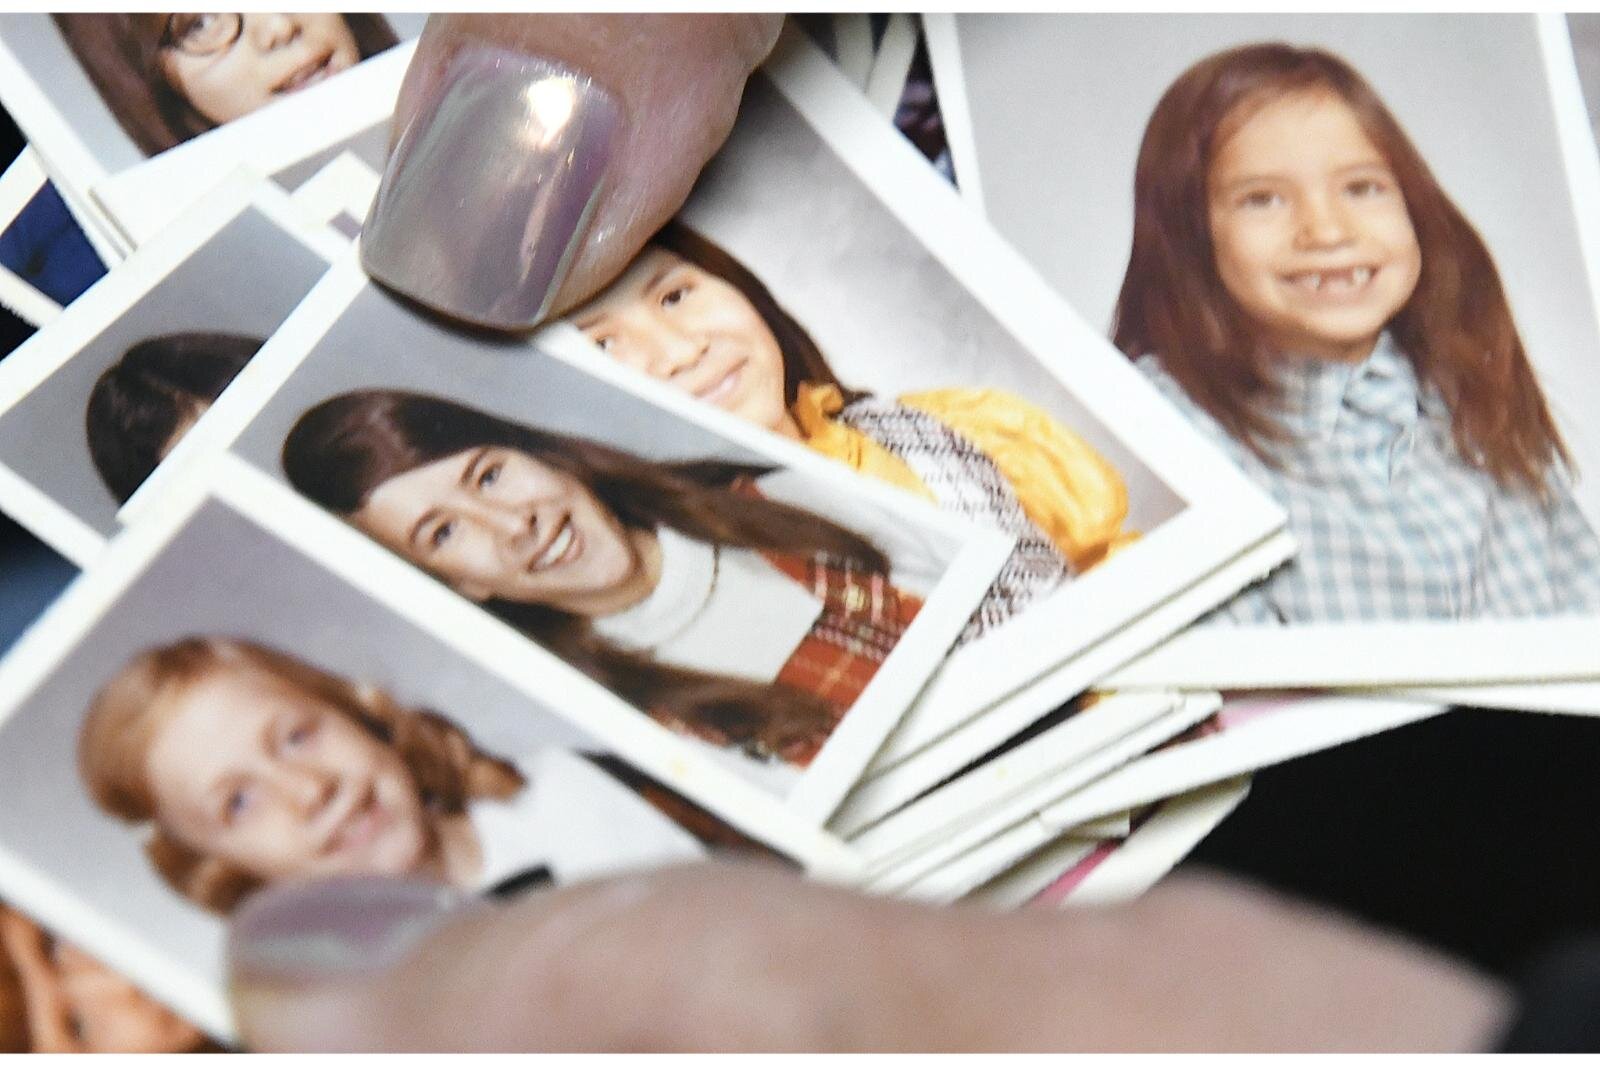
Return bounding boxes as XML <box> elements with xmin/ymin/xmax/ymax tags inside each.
<box><xmin>228</xmin><ymin>861</ymin><xmax>976</xmax><ymax>1052</ymax></box>
<box><xmin>226</xmin><ymin>874</ymin><xmax>670</xmax><ymax>1052</ymax></box>
<box><xmin>359</xmin><ymin>13</ymin><xmax>783</xmax><ymax>330</ymax></box>
<box><xmin>225</xmin><ymin>870</ymin><xmax>662</xmax><ymax>1049</ymax></box>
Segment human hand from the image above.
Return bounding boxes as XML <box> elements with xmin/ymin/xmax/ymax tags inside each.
<box><xmin>360</xmin><ymin>14</ymin><xmax>783</xmax><ymax>330</ymax></box>
<box><xmin>227</xmin><ymin>863</ymin><xmax>1511</xmax><ymax>1052</ymax></box>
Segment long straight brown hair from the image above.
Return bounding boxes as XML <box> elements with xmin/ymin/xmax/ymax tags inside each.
<box><xmin>53</xmin><ymin>14</ymin><xmax>398</xmax><ymax>157</ymax></box>
<box><xmin>282</xmin><ymin>389</ymin><xmax>891</xmax><ymax>760</ymax></box>
<box><xmin>1112</xmin><ymin>42</ymin><xmax>1567</xmax><ymax>491</ymax></box>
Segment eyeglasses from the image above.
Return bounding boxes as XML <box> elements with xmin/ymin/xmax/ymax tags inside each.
<box><xmin>159</xmin><ymin>13</ymin><xmax>243</xmax><ymax>58</ymax></box>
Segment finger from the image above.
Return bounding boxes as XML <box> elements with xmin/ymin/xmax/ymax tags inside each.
<box><xmin>360</xmin><ymin>14</ymin><xmax>783</xmax><ymax>330</ymax></box>
<box><xmin>228</xmin><ymin>864</ymin><xmax>925</xmax><ymax>1052</ymax></box>
<box><xmin>227</xmin><ymin>866</ymin><xmax>1511</xmax><ymax>1052</ymax></box>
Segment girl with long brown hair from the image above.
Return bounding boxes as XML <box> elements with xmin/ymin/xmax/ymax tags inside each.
<box><xmin>566</xmin><ymin>222</ymin><xmax>1138</xmax><ymax>644</ymax></box>
<box><xmin>78</xmin><ymin>636</ymin><xmax>723</xmax><ymax>917</ymax></box>
<box><xmin>281</xmin><ymin>390</ymin><xmax>933</xmax><ymax>784</ymax></box>
<box><xmin>53</xmin><ymin>14</ymin><xmax>398</xmax><ymax>157</ymax></box>
<box><xmin>1112</xmin><ymin>42</ymin><xmax>1600</xmax><ymax>623</ymax></box>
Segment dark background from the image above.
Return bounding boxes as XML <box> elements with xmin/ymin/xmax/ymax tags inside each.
<box><xmin>2</xmin><ymin>80</ymin><xmax>1599</xmax><ymax>987</ymax></box>
<box><xmin>0</xmin><ymin>104</ymin><xmax>77</xmax><ymax>661</ymax></box>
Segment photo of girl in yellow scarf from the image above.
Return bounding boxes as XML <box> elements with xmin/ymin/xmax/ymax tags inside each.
<box><xmin>567</xmin><ymin>222</ymin><xmax>1139</xmax><ymax>644</ymax></box>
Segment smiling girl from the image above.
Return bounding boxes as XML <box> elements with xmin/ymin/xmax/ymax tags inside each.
<box><xmin>54</xmin><ymin>14</ymin><xmax>398</xmax><ymax>157</ymax></box>
<box><xmin>567</xmin><ymin>223</ymin><xmax>1137</xmax><ymax>643</ymax></box>
<box><xmin>282</xmin><ymin>390</ymin><xmax>937</xmax><ymax>782</ymax></box>
<box><xmin>1114</xmin><ymin>42</ymin><xmax>1600</xmax><ymax>623</ymax></box>
<box><xmin>78</xmin><ymin>636</ymin><xmax>729</xmax><ymax>917</ymax></box>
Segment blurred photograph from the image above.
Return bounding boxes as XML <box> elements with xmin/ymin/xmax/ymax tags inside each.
<box><xmin>0</xmin><ymin>485</ymin><xmax>822</xmax><ymax>1034</ymax></box>
<box><xmin>0</xmin><ymin>177</ymin><xmax>336</xmax><ymax>562</ymax></box>
<box><xmin>86</xmin><ymin>330</ymin><xmax>261</xmax><ymax>505</ymax></box>
<box><xmin>52</xmin><ymin>14</ymin><xmax>397</xmax><ymax>157</ymax></box>
<box><xmin>80</xmin><ymin>634</ymin><xmax>769</xmax><ymax>914</ymax></box>
<box><xmin>0</xmin><ymin>13</ymin><xmax>420</xmax><ymax>250</ymax></box>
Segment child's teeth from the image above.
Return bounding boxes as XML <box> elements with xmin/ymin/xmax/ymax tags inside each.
<box><xmin>1295</xmin><ymin>267</ymin><xmax>1372</xmax><ymax>292</ymax></box>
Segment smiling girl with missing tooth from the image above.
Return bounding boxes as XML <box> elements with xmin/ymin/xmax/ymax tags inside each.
<box><xmin>1114</xmin><ymin>42</ymin><xmax>1600</xmax><ymax>624</ymax></box>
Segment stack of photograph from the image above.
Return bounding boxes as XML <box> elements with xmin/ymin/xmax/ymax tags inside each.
<box><xmin>0</xmin><ymin>12</ymin><xmax>1594</xmax><ymax>1049</ymax></box>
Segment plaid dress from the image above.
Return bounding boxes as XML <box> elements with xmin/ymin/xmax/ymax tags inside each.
<box><xmin>1137</xmin><ymin>336</ymin><xmax>1600</xmax><ymax>624</ymax></box>
<box><xmin>592</xmin><ymin>485</ymin><xmax>925</xmax><ymax>768</ymax></box>
<box><xmin>759</xmin><ymin>547</ymin><xmax>924</xmax><ymax>714</ymax></box>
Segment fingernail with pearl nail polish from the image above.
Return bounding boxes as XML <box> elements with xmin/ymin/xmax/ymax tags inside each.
<box><xmin>360</xmin><ymin>45</ymin><xmax>622</xmax><ymax>330</ymax></box>
<box><xmin>228</xmin><ymin>877</ymin><xmax>459</xmax><ymax>987</ymax></box>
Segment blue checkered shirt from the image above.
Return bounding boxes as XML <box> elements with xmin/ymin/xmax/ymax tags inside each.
<box><xmin>1137</xmin><ymin>335</ymin><xmax>1600</xmax><ymax>624</ymax></box>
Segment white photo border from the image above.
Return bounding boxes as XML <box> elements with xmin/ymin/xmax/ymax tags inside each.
<box><xmin>1051</xmin><ymin>776</ymin><xmax>1251</xmax><ymax>908</ymax></box>
<box><xmin>142</xmin><ymin>253</ymin><xmax>1014</xmax><ymax>827</ymax></box>
<box><xmin>851</xmin><ymin>689</ymin><xmax>1184</xmax><ymax>865</ymax></box>
<box><xmin>760</xmin><ymin>28</ymin><xmax>1287</xmax><ymax>747</ymax></box>
<box><xmin>860</xmin><ymin>691</ymin><xmax>1222</xmax><ymax>889</ymax></box>
<box><xmin>0</xmin><ymin>451</ymin><xmax>871</xmax><ymax>1041</ymax></box>
<box><xmin>0</xmin><ymin>18</ymin><xmax>131</xmax><ymax>261</ymax></box>
<box><xmin>142</xmin><ymin>26</ymin><xmax>1294</xmax><ymax>823</ymax></box>
<box><xmin>833</xmin><ymin>529</ymin><xmax>1293</xmax><ymax>833</ymax></box>
<box><xmin>930</xmin><ymin>12</ymin><xmax>1600</xmax><ymax>698</ymax></box>
<box><xmin>0</xmin><ymin>170</ymin><xmax>346</xmax><ymax>567</ymax></box>
<box><xmin>93</xmin><ymin>42</ymin><xmax>414</xmax><ymax>248</ymax></box>
<box><xmin>1039</xmin><ymin>693</ymin><xmax>1448</xmax><ymax>836</ymax></box>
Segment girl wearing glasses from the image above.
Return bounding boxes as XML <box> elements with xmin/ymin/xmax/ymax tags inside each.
<box><xmin>52</xmin><ymin>14</ymin><xmax>398</xmax><ymax>157</ymax></box>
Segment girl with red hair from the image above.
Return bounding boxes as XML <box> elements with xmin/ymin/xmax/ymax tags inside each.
<box><xmin>78</xmin><ymin>637</ymin><xmax>720</xmax><ymax>916</ymax></box>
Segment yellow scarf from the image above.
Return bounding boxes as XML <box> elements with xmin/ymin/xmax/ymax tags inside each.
<box><xmin>792</xmin><ymin>382</ymin><xmax>1136</xmax><ymax>571</ymax></box>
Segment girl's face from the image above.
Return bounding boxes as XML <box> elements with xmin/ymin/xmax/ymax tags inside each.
<box><xmin>354</xmin><ymin>445</ymin><xmax>649</xmax><ymax>615</ymax></box>
<box><xmin>158</xmin><ymin>14</ymin><xmax>360</xmax><ymax>126</ymax></box>
<box><xmin>144</xmin><ymin>664</ymin><xmax>431</xmax><ymax>885</ymax></box>
<box><xmin>570</xmin><ymin>248</ymin><xmax>792</xmax><ymax>433</ymax></box>
<box><xmin>1206</xmin><ymin>88</ymin><xmax>1422</xmax><ymax>362</ymax></box>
